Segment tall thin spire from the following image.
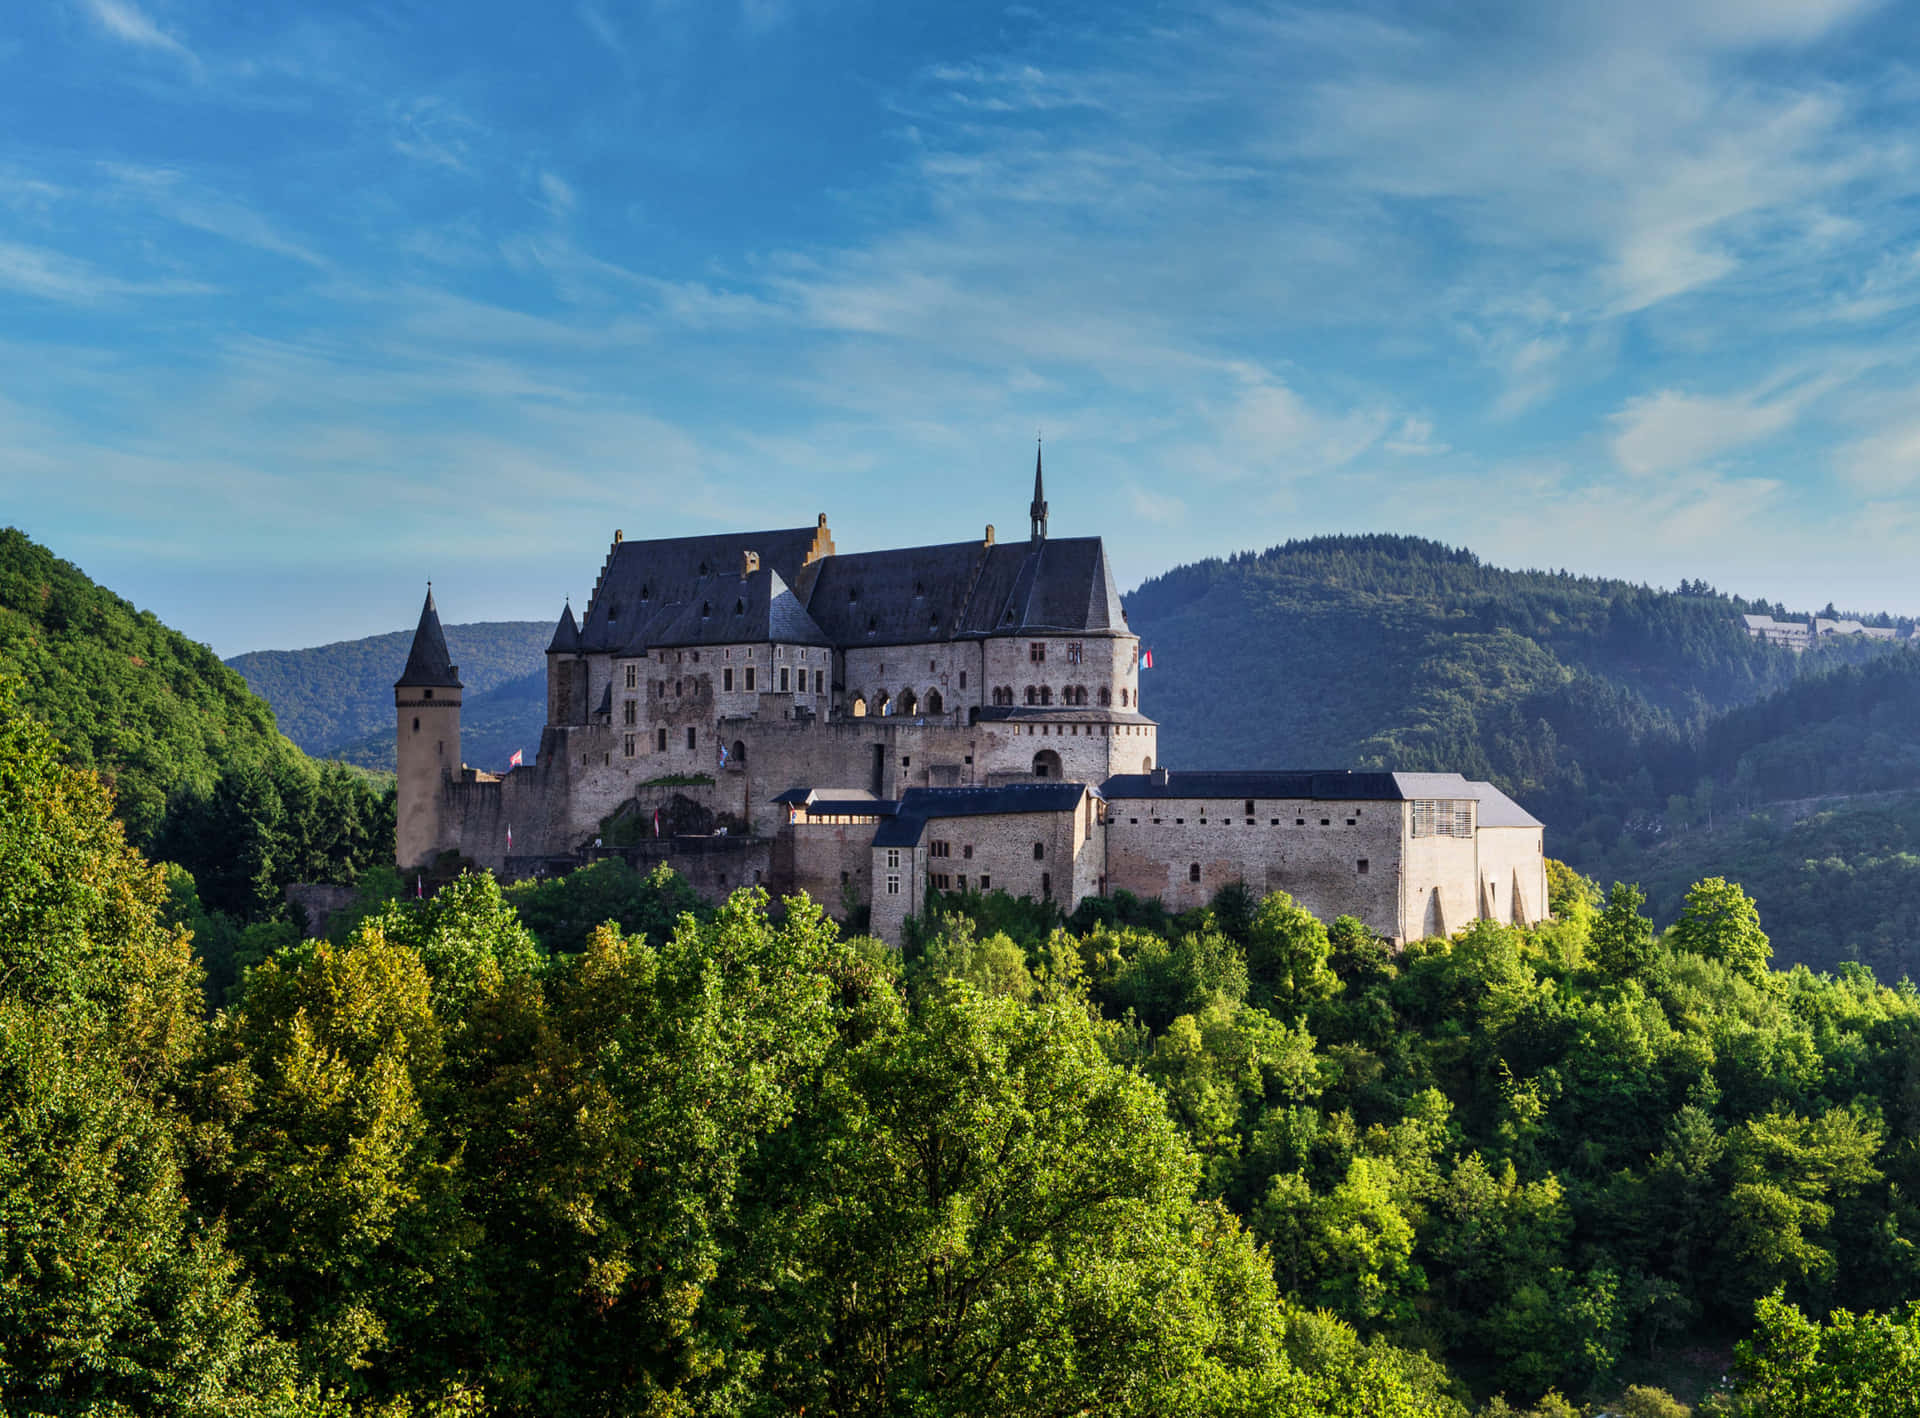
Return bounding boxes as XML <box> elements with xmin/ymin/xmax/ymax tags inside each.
<box><xmin>1030</xmin><ymin>436</ymin><xmax>1048</xmax><ymax>545</ymax></box>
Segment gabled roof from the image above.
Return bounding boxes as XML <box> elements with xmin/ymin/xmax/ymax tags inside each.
<box><xmin>644</xmin><ymin>567</ymin><xmax>832</xmax><ymax>649</ymax></box>
<box><xmin>873</xmin><ymin>782</ymin><xmax>1094</xmax><ymax>848</ymax></box>
<box><xmin>578</xmin><ymin>521</ymin><xmax>833</xmax><ymax>653</ymax></box>
<box><xmin>395</xmin><ymin>588</ymin><xmax>462</xmax><ymax>689</ymax></box>
<box><xmin>547</xmin><ymin>601</ymin><xmax>581</xmax><ymax>654</ymax></box>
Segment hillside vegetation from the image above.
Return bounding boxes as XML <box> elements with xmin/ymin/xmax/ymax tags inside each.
<box><xmin>1125</xmin><ymin>535</ymin><xmax>1919</xmax><ymax>972</ymax></box>
<box><xmin>228</xmin><ymin>618</ymin><xmax>551</xmax><ymax>757</ymax></box>
<box><xmin>5</xmin><ymin>684</ymin><xmax>1913</xmax><ymax>1416</ymax></box>
<box><xmin>0</xmin><ymin>529</ymin><xmax>393</xmax><ymax>992</ymax></box>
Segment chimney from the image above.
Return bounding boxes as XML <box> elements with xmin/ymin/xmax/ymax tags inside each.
<box><xmin>1150</xmin><ymin>766</ymin><xmax>1169</xmax><ymax>786</ymax></box>
<box><xmin>984</xmin><ymin>523</ymin><xmax>995</xmax><ymax>547</ymax></box>
<box><xmin>742</xmin><ymin>550</ymin><xmax>760</xmax><ymax>575</ymax></box>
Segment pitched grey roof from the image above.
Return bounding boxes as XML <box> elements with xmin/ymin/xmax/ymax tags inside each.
<box><xmin>547</xmin><ymin>602</ymin><xmax>581</xmax><ymax>654</ymax></box>
<box><xmin>395</xmin><ymin>589</ymin><xmax>462</xmax><ymax>689</ymax></box>
<box><xmin>644</xmin><ymin>567</ymin><xmax>832</xmax><ymax>649</ymax></box>
<box><xmin>801</xmin><ymin>535</ymin><xmax>1128</xmax><ymax>646</ymax></box>
<box><xmin>873</xmin><ymin>783</ymin><xmax>1093</xmax><ymax>848</ymax></box>
<box><xmin>579</xmin><ymin>523</ymin><xmax>831</xmax><ymax>653</ymax></box>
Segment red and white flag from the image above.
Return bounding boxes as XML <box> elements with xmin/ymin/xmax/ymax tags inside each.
<box><xmin>507</xmin><ymin>748</ymin><xmax>523</xmax><ymax>768</ymax></box>
<box><xmin>415</xmin><ymin>875</ymin><xmax>424</xmax><ymax>899</ymax></box>
<box><xmin>652</xmin><ymin>808</ymin><xmax>662</xmax><ymax>838</ymax></box>
<box><xmin>1142</xmin><ymin>647</ymin><xmax>1155</xmax><ymax>669</ymax></box>
<box><xmin>506</xmin><ymin>823</ymin><xmax>513</xmax><ymax>852</ymax></box>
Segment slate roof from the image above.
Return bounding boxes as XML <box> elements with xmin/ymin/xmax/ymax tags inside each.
<box><xmin>578</xmin><ymin>523</ymin><xmax>829</xmax><ymax>653</ymax></box>
<box><xmin>873</xmin><ymin>783</ymin><xmax>1094</xmax><ymax>848</ymax></box>
<box><xmin>547</xmin><ymin>602</ymin><xmax>581</xmax><ymax>654</ymax></box>
<box><xmin>1101</xmin><ymin>770</ymin><xmax>1406</xmax><ymax>802</ymax></box>
<box><xmin>644</xmin><ymin>567</ymin><xmax>832</xmax><ymax>649</ymax></box>
<box><xmin>395</xmin><ymin>588</ymin><xmax>462</xmax><ymax>689</ymax></box>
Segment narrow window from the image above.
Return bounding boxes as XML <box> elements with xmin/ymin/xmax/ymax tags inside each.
<box><xmin>657</xmin><ymin>728</ymin><xmax>667</xmax><ymax>752</ymax></box>
<box><xmin>1041</xmin><ymin>871</ymin><xmax>1052</xmax><ymax>899</ymax></box>
<box><xmin>724</xmin><ymin>668</ymin><xmax>734</xmax><ymax>692</ymax></box>
<box><xmin>963</xmin><ymin>844</ymin><xmax>973</xmax><ymax>859</ymax></box>
<box><xmin>815</xmin><ymin>670</ymin><xmax>825</xmax><ymax>694</ymax></box>
<box><xmin>625</xmin><ymin>665</ymin><xmax>637</xmax><ymax>689</ymax></box>
<box><xmin>780</xmin><ymin>667</ymin><xmax>791</xmax><ymax>692</ymax></box>
<box><xmin>624</xmin><ymin>700</ymin><xmax>637</xmax><ymax>725</ymax></box>
<box><xmin>1033</xmin><ymin>842</ymin><xmax>1044</xmax><ymax>860</ymax></box>
<box><xmin>1188</xmin><ymin>863</ymin><xmax>1201</xmax><ymax>883</ymax></box>
<box><xmin>623</xmin><ymin>733</ymin><xmax>635</xmax><ymax>758</ymax></box>
<box><xmin>746</xmin><ymin>667</ymin><xmax>757</xmax><ymax>692</ymax></box>
<box><xmin>411</xmin><ymin>716</ymin><xmax>420</xmax><ymax>732</ymax></box>
<box><xmin>886</xmin><ymin>874</ymin><xmax>900</xmax><ymax>896</ymax></box>
<box><xmin>1245</xmin><ymin>800</ymin><xmax>1255</xmax><ymax>817</ymax></box>
<box><xmin>959</xmin><ymin>671</ymin><xmax>968</xmax><ymax>689</ymax></box>
<box><xmin>686</xmin><ymin>727</ymin><xmax>696</xmax><ymax>750</ymax></box>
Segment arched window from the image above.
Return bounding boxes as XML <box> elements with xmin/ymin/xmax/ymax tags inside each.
<box><xmin>899</xmin><ymin>689</ymin><xmax>918</xmax><ymax>716</ymax></box>
<box><xmin>1025</xmin><ymin>686</ymin><xmax>1036</xmax><ymax>705</ymax></box>
<box><xmin>1120</xmin><ymin>688</ymin><xmax>1130</xmax><ymax>707</ymax></box>
<box><xmin>1142</xmin><ymin>755</ymin><xmax>1153</xmax><ymax>772</ymax></box>
<box><xmin>1039</xmin><ymin>686</ymin><xmax>1053</xmax><ymax>706</ymax></box>
<box><xmin>1032</xmin><ymin>749</ymin><xmax>1061</xmax><ymax>779</ymax></box>
<box><xmin>1099</xmin><ymin>687</ymin><xmax>1111</xmax><ymax>706</ymax></box>
<box><xmin>851</xmin><ymin>695</ymin><xmax>868</xmax><ymax>718</ymax></box>
<box><xmin>926</xmin><ymin>689</ymin><xmax>944</xmax><ymax>715</ymax></box>
<box><xmin>1033</xmin><ymin>842</ymin><xmax>1045</xmax><ymax>860</ymax></box>
<box><xmin>732</xmin><ymin>739</ymin><xmax>747</xmax><ymax>765</ymax></box>
<box><xmin>876</xmin><ymin>691</ymin><xmax>891</xmax><ymax>717</ymax></box>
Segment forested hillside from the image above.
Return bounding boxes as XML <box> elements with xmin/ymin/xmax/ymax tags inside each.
<box><xmin>227</xmin><ymin>618</ymin><xmax>550</xmax><ymax>757</ymax></box>
<box><xmin>6</xmin><ymin>680</ymin><xmax>1913</xmax><ymax>1416</ymax></box>
<box><xmin>328</xmin><ymin>668</ymin><xmax>548</xmax><ymax>774</ymax></box>
<box><xmin>0</xmin><ymin>529</ymin><xmax>394</xmax><ymax>993</ymax></box>
<box><xmin>1125</xmin><ymin>535</ymin><xmax>1920</xmax><ymax>973</ymax></box>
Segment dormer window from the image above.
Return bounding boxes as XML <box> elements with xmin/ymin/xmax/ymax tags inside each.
<box><xmin>701</xmin><ymin>601</ymin><xmax>711</xmax><ymax>618</ymax></box>
<box><xmin>735</xmin><ymin>599</ymin><xmax>745</xmax><ymax>615</ymax></box>
<box><xmin>849</xmin><ymin>587</ymin><xmax>860</xmax><ymax>603</ymax></box>
<box><xmin>640</xmin><ymin>584</ymin><xmax>650</xmax><ymax>602</ymax></box>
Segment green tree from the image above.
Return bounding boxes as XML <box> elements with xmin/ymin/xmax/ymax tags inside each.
<box><xmin>1245</xmin><ymin>891</ymin><xmax>1341</xmax><ymax>1019</ymax></box>
<box><xmin>1735</xmin><ymin>1290</ymin><xmax>1920</xmax><ymax>1417</ymax></box>
<box><xmin>1668</xmin><ymin>876</ymin><xmax>1772</xmax><ymax>979</ymax></box>
<box><xmin>1592</xmin><ymin>882</ymin><xmax>1656</xmax><ymax>979</ymax></box>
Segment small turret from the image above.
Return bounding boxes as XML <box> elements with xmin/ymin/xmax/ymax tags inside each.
<box><xmin>546</xmin><ymin>598</ymin><xmax>584</xmax><ymax>725</ymax></box>
<box><xmin>1030</xmin><ymin>440</ymin><xmax>1048</xmax><ymax>546</ymax></box>
<box><xmin>395</xmin><ymin>584</ymin><xmax>463</xmax><ymax>868</ymax></box>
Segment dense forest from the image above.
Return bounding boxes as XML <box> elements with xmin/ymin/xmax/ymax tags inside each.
<box><xmin>5</xmin><ymin>685</ymin><xmax>1916</xmax><ymax>1416</ymax></box>
<box><xmin>0</xmin><ymin>529</ymin><xmax>395</xmax><ymax>997</ymax></box>
<box><xmin>1124</xmin><ymin>535</ymin><xmax>1920</xmax><ymax>974</ymax></box>
<box><xmin>227</xmin><ymin>620</ymin><xmax>552</xmax><ymax>760</ymax></box>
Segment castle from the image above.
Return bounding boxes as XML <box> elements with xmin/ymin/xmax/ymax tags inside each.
<box><xmin>395</xmin><ymin>453</ymin><xmax>1546</xmax><ymax>944</ymax></box>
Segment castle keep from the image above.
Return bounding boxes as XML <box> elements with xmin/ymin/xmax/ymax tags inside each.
<box><xmin>396</xmin><ymin>453</ymin><xmax>1545</xmax><ymax>943</ymax></box>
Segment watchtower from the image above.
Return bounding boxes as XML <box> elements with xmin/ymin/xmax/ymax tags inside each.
<box><xmin>394</xmin><ymin>585</ymin><xmax>462</xmax><ymax>868</ymax></box>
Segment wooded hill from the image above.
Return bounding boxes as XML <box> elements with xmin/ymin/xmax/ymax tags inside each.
<box><xmin>228</xmin><ymin>619</ymin><xmax>553</xmax><ymax>762</ymax></box>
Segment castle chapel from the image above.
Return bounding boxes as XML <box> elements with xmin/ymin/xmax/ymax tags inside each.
<box><xmin>396</xmin><ymin>452</ymin><xmax>1547</xmax><ymax>945</ymax></box>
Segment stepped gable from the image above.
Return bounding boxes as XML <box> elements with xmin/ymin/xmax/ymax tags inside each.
<box><xmin>546</xmin><ymin>601</ymin><xmax>580</xmax><ymax>654</ymax></box>
<box><xmin>578</xmin><ymin>521</ymin><xmax>832</xmax><ymax>654</ymax></box>
<box><xmin>645</xmin><ymin>565</ymin><xmax>833</xmax><ymax>648</ymax></box>
<box><xmin>395</xmin><ymin>588</ymin><xmax>462</xmax><ymax>689</ymax></box>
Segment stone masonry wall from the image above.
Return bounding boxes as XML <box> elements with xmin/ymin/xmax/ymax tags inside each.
<box><xmin>1476</xmin><ymin>825</ymin><xmax>1547</xmax><ymax>927</ymax></box>
<box><xmin>1105</xmin><ymin>795</ymin><xmax>1405</xmax><ymax>940</ymax></box>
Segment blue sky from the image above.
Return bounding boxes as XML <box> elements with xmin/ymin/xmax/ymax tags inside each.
<box><xmin>6</xmin><ymin>0</ymin><xmax>1920</xmax><ymax>655</ymax></box>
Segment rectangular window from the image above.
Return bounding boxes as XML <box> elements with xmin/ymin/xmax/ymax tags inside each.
<box><xmin>1041</xmin><ymin>871</ymin><xmax>1052</xmax><ymax>899</ymax></box>
<box><xmin>624</xmin><ymin>665</ymin><xmax>637</xmax><ymax>689</ymax></box>
<box><xmin>623</xmin><ymin>734</ymin><xmax>635</xmax><ymax>758</ymax></box>
<box><xmin>656</xmin><ymin>728</ymin><xmax>667</xmax><ymax>752</ymax></box>
<box><xmin>1357</xmin><ymin>859</ymin><xmax>1369</xmax><ymax>874</ymax></box>
<box><xmin>623</xmin><ymin>699</ymin><xmax>637</xmax><ymax>725</ymax></box>
<box><xmin>886</xmin><ymin>849</ymin><xmax>900</xmax><ymax>869</ymax></box>
<box><xmin>686</xmin><ymin>727</ymin><xmax>696</xmax><ymax>750</ymax></box>
<box><xmin>955</xmin><ymin>875</ymin><xmax>966</xmax><ymax>890</ymax></box>
<box><xmin>1411</xmin><ymin>800</ymin><xmax>1473</xmax><ymax>838</ymax></box>
<box><xmin>978</xmin><ymin>874</ymin><xmax>990</xmax><ymax>890</ymax></box>
<box><xmin>886</xmin><ymin>874</ymin><xmax>900</xmax><ymax>896</ymax></box>
<box><xmin>962</xmin><ymin>844</ymin><xmax>973</xmax><ymax>859</ymax></box>
<box><xmin>1029</xmin><ymin>642</ymin><xmax>1046</xmax><ymax>663</ymax></box>
<box><xmin>1066</xmin><ymin>642</ymin><xmax>1083</xmax><ymax>665</ymax></box>
<box><xmin>724</xmin><ymin>668</ymin><xmax>734</xmax><ymax>692</ymax></box>
<box><xmin>932</xmin><ymin>874</ymin><xmax>950</xmax><ymax>891</ymax></box>
<box><xmin>959</xmin><ymin>671</ymin><xmax>967</xmax><ymax>689</ymax></box>
<box><xmin>780</xmin><ymin>667</ymin><xmax>790</xmax><ymax>692</ymax></box>
<box><xmin>1245</xmin><ymin>800</ymin><xmax>1255</xmax><ymax>817</ymax></box>
<box><xmin>930</xmin><ymin>841</ymin><xmax>950</xmax><ymax>858</ymax></box>
<box><xmin>815</xmin><ymin>669</ymin><xmax>824</xmax><ymax>694</ymax></box>
<box><xmin>745</xmin><ymin>667</ymin><xmax>757</xmax><ymax>692</ymax></box>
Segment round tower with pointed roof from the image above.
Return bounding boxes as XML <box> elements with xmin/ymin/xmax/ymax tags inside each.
<box><xmin>395</xmin><ymin>584</ymin><xmax>463</xmax><ymax>868</ymax></box>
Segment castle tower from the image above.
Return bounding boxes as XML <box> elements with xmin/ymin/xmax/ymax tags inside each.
<box><xmin>1030</xmin><ymin>440</ymin><xmax>1048</xmax><ymax>545</ymax></box>
<box><xmin>545</xmin><ymin>598</ymin><xmax>583</xmax><ymax>725</ymax></box>
<box><xmin>394</xmin><ymin>585</ymin><xmax>463</xmax><ymax>869</ymax></box>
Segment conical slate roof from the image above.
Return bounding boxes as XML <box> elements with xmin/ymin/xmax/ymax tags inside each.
<box><xmin>395</xmin><ymin>587</ymin><xmax>462</xmax><ymax>689</ymax></box>
<box><xmin>547</xmin><ymin>600</ymin><xmax>581</xmax><ymax>654</ymax></box>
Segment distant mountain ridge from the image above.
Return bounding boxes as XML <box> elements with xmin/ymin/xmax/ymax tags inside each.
<box><xmin>227</xmin><ymin>620</ymin><xmax>552</xmax><ymax>762</ymax></box>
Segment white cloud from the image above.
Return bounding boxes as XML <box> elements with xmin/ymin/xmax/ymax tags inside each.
<box><xmin>0</xmin><ymin>240</ymin><xmax>209</xmax><ymax>304</ymax></box>
<box><xmin>1610</xmin><ymin>387</ymin><xmax>1801</xmax><ymax>476</ymax></box>
<box><xmin>81</xmin><ymin>0</ymin><xmax>200</xmax><ymax>72</ymax></box>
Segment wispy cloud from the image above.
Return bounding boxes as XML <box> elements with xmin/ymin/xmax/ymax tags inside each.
<box><xmin>0</xmin><ymin>240</ymin><xmax>210</xmax><ymax>304</ymax></box>
<box><xmin>80</xmin><ymin>0</ymin><xmax>201</xmax><ymax>74</ymax></box>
